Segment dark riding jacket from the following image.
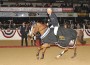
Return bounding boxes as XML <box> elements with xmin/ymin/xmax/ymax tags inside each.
<box><xmin>48</xmin><ymin>13</ymin><xmax>59</xmax><ymax>26</ymax></box>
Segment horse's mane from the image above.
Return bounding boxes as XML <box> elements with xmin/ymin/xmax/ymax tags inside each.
<box><xmin>36</xmin><ymin>21</ymin><xmax>47</xmax><ymax>27</ymax></box>
<box><xmin>37</xmin><ymin>21</ymin><xmax>47</xmax><ymax>24</ymax></box>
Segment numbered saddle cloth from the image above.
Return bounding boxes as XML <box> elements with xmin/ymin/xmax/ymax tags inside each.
<box><xmin>57</xmin><ymin>27</ymin><xmax>77</xmax><ymax>47</ymax></box>
<box><xmin>41</xmin><ymin>27</ymin><xmax>77</xmax><ymax>47</ymax></box>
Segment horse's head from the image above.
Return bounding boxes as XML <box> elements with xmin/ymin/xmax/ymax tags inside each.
<box><xmin>28</xmin><ymin>22</ymin><xmax>47</xmax><ymax>37</ymax></box>
<box><xmin>28</xmin><ymin>23</ymin><xmax>38</xmax><ymax>37</ymax></box>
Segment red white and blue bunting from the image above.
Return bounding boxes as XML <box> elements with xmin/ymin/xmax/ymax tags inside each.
<box><xmin>16</xmin><ymin>29</ymin><xmax>21</xmax><ymax>37</ymax></box>
<box><xmin>0</xmin><ymin>29</ymin><xmax>90</xmax><ymax>39</ymax></box>
<box><xmin>85</xmin><ymin>29</ymin><xmax>90</xmax><ymax>36</ymax></box>
<box><xmin>1</xmin><ymin>29</ymin><xmax>16</xmax><ymax>38</ymax></box>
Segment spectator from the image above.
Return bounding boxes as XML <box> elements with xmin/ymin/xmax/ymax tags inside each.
<box><xmin>71</xmin><ymin>23</ymin><xmax>74</xmax><ymax>29</ymax></box>
<box><xmin>20</xmin><ymin>22</ymin><xmax>29</xmax><ymax>46</ymax></box>
<box><xmin>77</xmin><ymin>23</ymin><xmax>81</xmax><ymax>29</ymax></box>
<box><xmin>12</xmin><ymin>23</ymin><xmax>16</xmax><ymax>29</ymax></box>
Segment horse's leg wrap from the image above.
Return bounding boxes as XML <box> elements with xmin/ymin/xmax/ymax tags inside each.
<box><xmin>56</xmin><ymin>48</ymin><xmax>68</xmax><ymax>59</ymax></box>
<box><xmin>60</xmin><ymin>48</ymin><xmax>68</xmax><ymax>55</ymax></box>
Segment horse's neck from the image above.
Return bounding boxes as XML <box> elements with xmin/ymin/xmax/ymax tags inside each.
<box><xmin>38</xmin><ymin>24</ymin><xmax>47</xmax><ymax>35</ymax></box>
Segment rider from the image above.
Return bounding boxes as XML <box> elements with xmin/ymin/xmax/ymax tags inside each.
<box><xmin>47</xmin><ymin>8</ymin><xmax>59</xmax><ymax>35</ymax></box>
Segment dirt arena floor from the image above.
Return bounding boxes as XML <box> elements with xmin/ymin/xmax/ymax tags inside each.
<box><xmin>0</xmin><ymin>38</ymin><xmax>90</xmax><ymax>65</ymax></box>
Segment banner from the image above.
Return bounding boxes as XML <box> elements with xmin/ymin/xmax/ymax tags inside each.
<box><xmin>0</xmin><ymin>12</ymin><xmax>78</xmax><ymax>17</ymax></box>
<box><xmin>62</xmin><ymin>8</ymin><xmax>73</xmax><ymax>12</ymax></box>
<box><xmin>0</xmin><ymin>7</ymin><xmax>62</xmax><ymax>12</ymax></box>
<box><xmin>0</xmin><ymin>12</ymin><xmax>29</xmax><ymax>17</ymax></box>
<box><xmin>78</xmin><ymin>13</ymin><xmax>89</xmax><ymax>17</ymax></box>
<box><xmin>55</xmin><ymin>13</ymin><xmax>77</xmax><ymax>17</ymax></box>
<box><xmin>66</xmin><ymin>13</ymin><xmax>77</xmax><ymax>17</ymax></box>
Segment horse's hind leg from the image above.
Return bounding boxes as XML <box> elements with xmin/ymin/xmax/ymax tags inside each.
<box><xmin>56</xmin><ymin>47</ymin><xmax>68</xmax><ymax>59</ymax></box>
<box><xmin>71</xmin><ymin>39</ymin><xmax>77</xmax><ymax>58</ymax></box>
<box><xmin>71</xmin><ymin>46</ymin><xmax>77</xmax><ymax>58</ymax></box>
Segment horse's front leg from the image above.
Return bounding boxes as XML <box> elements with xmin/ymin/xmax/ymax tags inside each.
<box><xmin>56</xmin><ymin>47</ymin><xmax>68</xmax><ymax>59</ymax></box>
<box><xmin>40</xmin><ymin>43</ymin><xmax>50</xmax><ymax>59</ymax></box>
<box><xmin>36</xmin><ymin>47</ymin><xmax>42</xmax><ymax>59</ymax></box>
<box><xmin>40</xmin><ymin>47</ymin><xmax>47</xmax><ymax>59</ymax></box>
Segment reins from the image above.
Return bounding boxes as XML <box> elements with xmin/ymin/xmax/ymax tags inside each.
<box><xmin>35</xmin><ymin>23</ymin><xmax>48</xmax><ymax>33</ymax></box>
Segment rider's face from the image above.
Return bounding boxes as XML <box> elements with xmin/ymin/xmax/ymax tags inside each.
<box><xmin>23</xmin><ymin>22</ymin><xmax>25</xmax><ymax>26</ymax></box>
<box><xmin>47</xmin><ymin>8</ymin><xmax>52</xmax><ymax>15</ymax></box>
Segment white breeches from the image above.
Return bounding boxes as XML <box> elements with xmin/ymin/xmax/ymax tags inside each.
<box><xmin>50</xmin><ymin>24</ymin><xmax>59</xmax><ymax>35</ymax></box>
<box><xmin>54</xmin><ymin>26</ymin><xmax>59</xmax><ymax>35</ymax></box>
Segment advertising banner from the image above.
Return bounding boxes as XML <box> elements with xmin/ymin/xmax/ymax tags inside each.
<box><xmin>78</xmin><ymin>13</ymin><xmax>89</xmax><ymax>17</ymax></box>
<box><xmin>62</xmin><ymin>8</ymin><xmax>73</xmax><ymax>12</ymax></box>
<box><xmin>0</xmin><ymin>7</ymin><xmax>62</xmax><ymax>12</ymax></box>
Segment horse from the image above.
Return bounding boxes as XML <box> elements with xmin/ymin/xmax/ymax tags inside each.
<box><xmin>28</xmin><ymin>21</ymin><xmax>78</xmax><ymax>59</ymax></box>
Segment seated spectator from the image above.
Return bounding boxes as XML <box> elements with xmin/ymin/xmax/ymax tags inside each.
<box><xmin>77</xmin><ymin>23</ymin><xmax>81</xmax><ymax>29</ymax></box>
<box><xmin>29</xmin><ymin>3</ymin><xmax>33</xmax><ymax>7</ymax></box>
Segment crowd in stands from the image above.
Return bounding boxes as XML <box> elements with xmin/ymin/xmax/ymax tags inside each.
<box><xmin>0</xmin><ymin>3</ymin><xmax>90</xmax><ymax>13</ymax></box>
<box><xmin>74</xmin><ymin>3</ymin><xmax>89</xmax><ymax>13</ymax></box>
<box><xmin>0</xmin><ymin>2</ymin><xmax>90</xmax><ymax>29</ymax></box>
<box><xmin>0</xmin><ymin>18</ymin><xmax>90</xmax><ymax>30</ymax></box>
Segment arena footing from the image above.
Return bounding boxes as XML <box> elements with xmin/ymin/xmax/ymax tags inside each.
<box><xmin>0</xmin><ymin>44</ymin><xmax>90</xmax><ymax>48</ymax></box>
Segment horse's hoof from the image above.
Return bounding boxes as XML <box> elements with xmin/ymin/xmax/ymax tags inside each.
<box><xmin>71</xmin><ymin>55</ymin><xmax>76</xmax><ymax>58</ymax></box>
<box><xmin>40</xmin><ymin>56</ymin><xmax>44</xmax><ymax>59</ymax></box>
<box><xmin>40</xmin><ymin>53</ymin><xmax>44</xmax><ymax>59</ymax></box>
<box><xmin>71</xmin><ymin>56</ymin><xmax>75</xmax><ymax>58</ymax></box>
<box><xmin>36</xmin><ymin>53</ymin><xmax>39</xmax><ymax>56</ymax></box>
<box><xmin>40</xmin><ymin>57</ymin><xmax>44</xmax><ymax>59</ymax></box>
<box><xmin>71</xmin><ymin>53</ymin><xmax>76</xmax><ymax>58</ymax></box>
<box><xmin>40</xmin><ymin>55</ymin><xmax>44</xmax><ymax>59</ymax></box>
<box><xmin>56</xmin><ymin>55</ymin><xmax>60</xmax><ymax>59</ymax></box>
<box><xmin>37</xmin><ymin>56</ymin><xmax>39</xmax><ymax>60</ymax></box>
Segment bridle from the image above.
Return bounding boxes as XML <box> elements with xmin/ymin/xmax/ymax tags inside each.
<box><xmin>32</xmin><ymin>22</ymin><xmax>48</xmax><ymax>35</ymax></box>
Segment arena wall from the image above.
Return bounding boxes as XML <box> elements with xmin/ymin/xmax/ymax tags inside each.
<box><xmin>0</xmin><ymin>29</ymin><xmax>90</xmax><ymax>40</ymax></box>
